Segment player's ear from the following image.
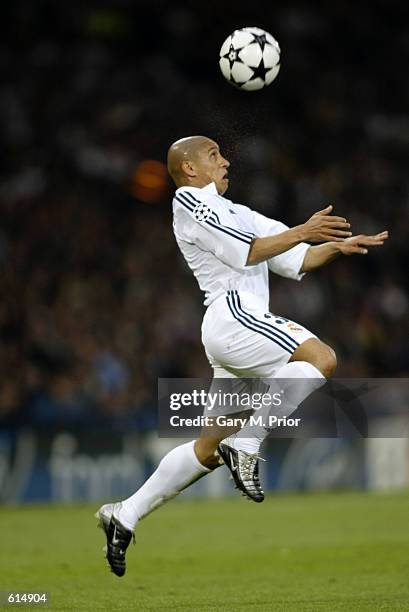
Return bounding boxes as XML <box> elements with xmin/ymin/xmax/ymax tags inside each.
<box><xmin>181</xmin><ymin>160</ymin><xmax>197</xmax><ymax>178</ymax></box>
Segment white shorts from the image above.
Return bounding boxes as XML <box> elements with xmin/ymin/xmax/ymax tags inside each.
<box><xmin>201</xmin><ymin>290</ymin><xmax>317</xmax><ymax>379</ymax></box>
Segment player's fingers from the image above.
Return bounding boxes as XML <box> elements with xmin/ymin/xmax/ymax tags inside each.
<box><xmin>344</xmin><ymin>245</ymin><xmax>368</xmax><ymax>255</ymax></box>
<box><xmin>369</xmin><ymin>235</ymin><xmax>387</xmax><ymax>243</ymax></box>
<box><xmin>313</xmin><ymin>204</ymin><xmax>333</xmax><ymax>215</ymax></box>
<box><xmin>319</xmin><ymin>215</ymin><xmax>349</xmax><ymax>224</ymax></box>
<box><xmin>357</xmin><ymin>236</ymin><xmax>386</xmax><ymax>246</ymax></box>
<box><xmin>358</xmin><ymin>232</ymin><xmax>388</xmax><ymax>242</ymax></box>
<box><xmin>323</xmin><ymin>218</ymin><xmax>350</xmax><ymax>226</ymax></box>
<box><xmin>325</xmin><ymin>229</ymin><xmax>353</xmax><ymax>237</ymax></box>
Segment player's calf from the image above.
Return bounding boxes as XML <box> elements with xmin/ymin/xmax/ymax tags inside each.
<box><xmin>194</xmin><ymin>438</ymin><xmax>223</xmax><ymax>469</ymax></box>
<box><xmin>195</xmin><ymin>410</ymin><xmax>252</xmax><ymax>469</ymax></box>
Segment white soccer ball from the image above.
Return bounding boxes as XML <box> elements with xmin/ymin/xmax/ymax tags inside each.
<box><xmin>219</xmin><ymin>27</ymin><xmax>281</xmax><ymax>91</ymax></box>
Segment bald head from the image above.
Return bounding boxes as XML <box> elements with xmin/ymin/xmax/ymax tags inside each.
<box><xmin>167</xmin><ymin>136</ymin><xmax>214</xmax><ymax>184</ymax></box>
<box><xmin>167</xmin><ymin>135</ymin><xmax>230</xmax><ymax>194</ymax></box>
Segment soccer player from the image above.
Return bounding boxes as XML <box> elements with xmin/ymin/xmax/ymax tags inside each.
<box><xmin>96</xmin><ymin>136</ymin><xmax>388</xmax><ymax>576</ymax></box>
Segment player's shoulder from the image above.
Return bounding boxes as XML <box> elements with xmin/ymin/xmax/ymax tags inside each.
<box><xmin>173</xmin><ymin>184</ymin><xmax>220</xmax><ymax>221</ymax></box>
<box><xmin>229</xmin><ymin>201</ymin><xmax>255</xmax><ymax>218</ymax></box>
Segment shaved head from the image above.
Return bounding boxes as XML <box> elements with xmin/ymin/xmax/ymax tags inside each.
<box><xmin>167</xmin><ymin>136</ymin><xmax>215</xmax><ymax>184</ymax></box>
<box><xmin>167</xmin><ymin>135</ymin><xmax>230</xmax><ymax>194</ymax></box>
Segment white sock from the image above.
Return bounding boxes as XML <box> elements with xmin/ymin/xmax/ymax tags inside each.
<box><xmin>116</xmin><ymin>440</ymin><xmax>211</xmax><ymax>531</ymax></box>
<box><xmin>226</xmin><ymin>361</ymin><xmax>326</xmax><ymax>454</ymax></box>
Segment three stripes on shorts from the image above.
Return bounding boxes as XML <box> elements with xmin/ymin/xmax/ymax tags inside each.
<box><xmin>226</xmin><ymin>290</ymin><xmax>299</xmax><ymax>354</ymax></box>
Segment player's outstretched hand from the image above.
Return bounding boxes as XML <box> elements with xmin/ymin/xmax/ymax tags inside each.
<box><xmin>301</xmin><ymin>205</ymin><xmax>352</xmax><ymax>242</ymax></box>
<box><xmin>337</xmin><ymin>231</ymin><xmax>389</xmax><ymax>255</ymax></box>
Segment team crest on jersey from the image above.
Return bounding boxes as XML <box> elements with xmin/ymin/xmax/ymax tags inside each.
<box><xmin>193</xmin><ymin>202</ymin><xmax>212</xmax><ymax>222</ymax></box>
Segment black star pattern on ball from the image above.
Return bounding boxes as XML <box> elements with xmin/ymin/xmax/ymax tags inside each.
<box><xmin>251</xmin><ymin>32</ymin><xmax>267</xmax><ymax>51</ymax></box>
<box><xmin>222</xmin><ymin>44</ymin><xmax>245</xmax><ymax>71</ymax></box>
<box><xmin>249</xmin><ymin>57</ymin><xmax>268</xmax><ymax>83</ymax></box>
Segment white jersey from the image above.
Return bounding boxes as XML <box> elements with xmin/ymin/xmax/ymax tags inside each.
<box><xmin>172</xmin><ymin>182</ymin><xmax>309</xmax><ymax>308</ymax></box>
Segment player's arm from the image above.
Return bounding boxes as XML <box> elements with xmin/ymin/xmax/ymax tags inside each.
<box><xmin>246</xmin><ymin>205</ymin><xmax>351</xmax><ymax>265</ymax></box>
<box><xmin>300</xmin><ymin>231</ymin><xmax>389</xmax><ymax>272</ymax></box>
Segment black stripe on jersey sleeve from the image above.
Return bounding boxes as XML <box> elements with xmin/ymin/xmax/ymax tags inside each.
<box><xmin>181</xmin><ymin>191</ymin><xmax>255</xmax><ymax>240</ymax></box>
<box><xmin>176</xmin><ymin>192</ymin><xmax>255</xmax><ymax>244</ymax></box>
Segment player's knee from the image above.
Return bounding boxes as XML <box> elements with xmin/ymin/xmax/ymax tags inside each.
<box><xmin>317</xmin><ymin>344</ymin><xmax>337</xmax><ymax>378</ymax></box>
<box><xmin>292</xmin><ymin>338</ymin><xmax>337</xmax><ymax>378</ymax></box>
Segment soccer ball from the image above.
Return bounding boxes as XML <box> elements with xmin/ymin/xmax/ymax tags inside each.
<box><xmin>219</xmin><ymin>27</ymin><xmax>281</xmax><ymax>91</ymax></box>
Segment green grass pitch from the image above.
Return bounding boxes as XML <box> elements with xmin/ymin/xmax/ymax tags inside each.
<box><xmin>2</xmin><ymin>491</ymin><xmax>409</xmax><ymax>611</ymax></box>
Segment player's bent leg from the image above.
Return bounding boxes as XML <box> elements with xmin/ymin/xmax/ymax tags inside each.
<box><xmin>227</xmin><ymin>340</ymin><xmax>333</xmax><ymax>462</ymax></box>
<box><xmin>289</xmin><ymin>337</ymin><xmax>337</xmax><ymax>378</ymax></box>
<box><xmin>261</xmin><ymin>338</ymin><xmax>332</xmax><ymax>432</ymax></box>
<box><xmin>235</xmin><ymin>338</ymin><xmax>334</xmax><ymax>454</ymax></box>
<box><xmin>202</xmin><ymin>299</ymin><xmax>333</xmax><ymax>501</ymax></box>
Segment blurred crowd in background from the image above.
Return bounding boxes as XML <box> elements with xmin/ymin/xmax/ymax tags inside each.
<box><xmin>1</xmin><ymin>0</ymin><xmax>408</xmax><ymax>428</ymax></box>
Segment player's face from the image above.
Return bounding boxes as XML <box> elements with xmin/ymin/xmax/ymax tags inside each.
<box><xmin>195</xmin><ymin>141</ymin><xmax>230</xmax><ymax>195</ymax></box>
